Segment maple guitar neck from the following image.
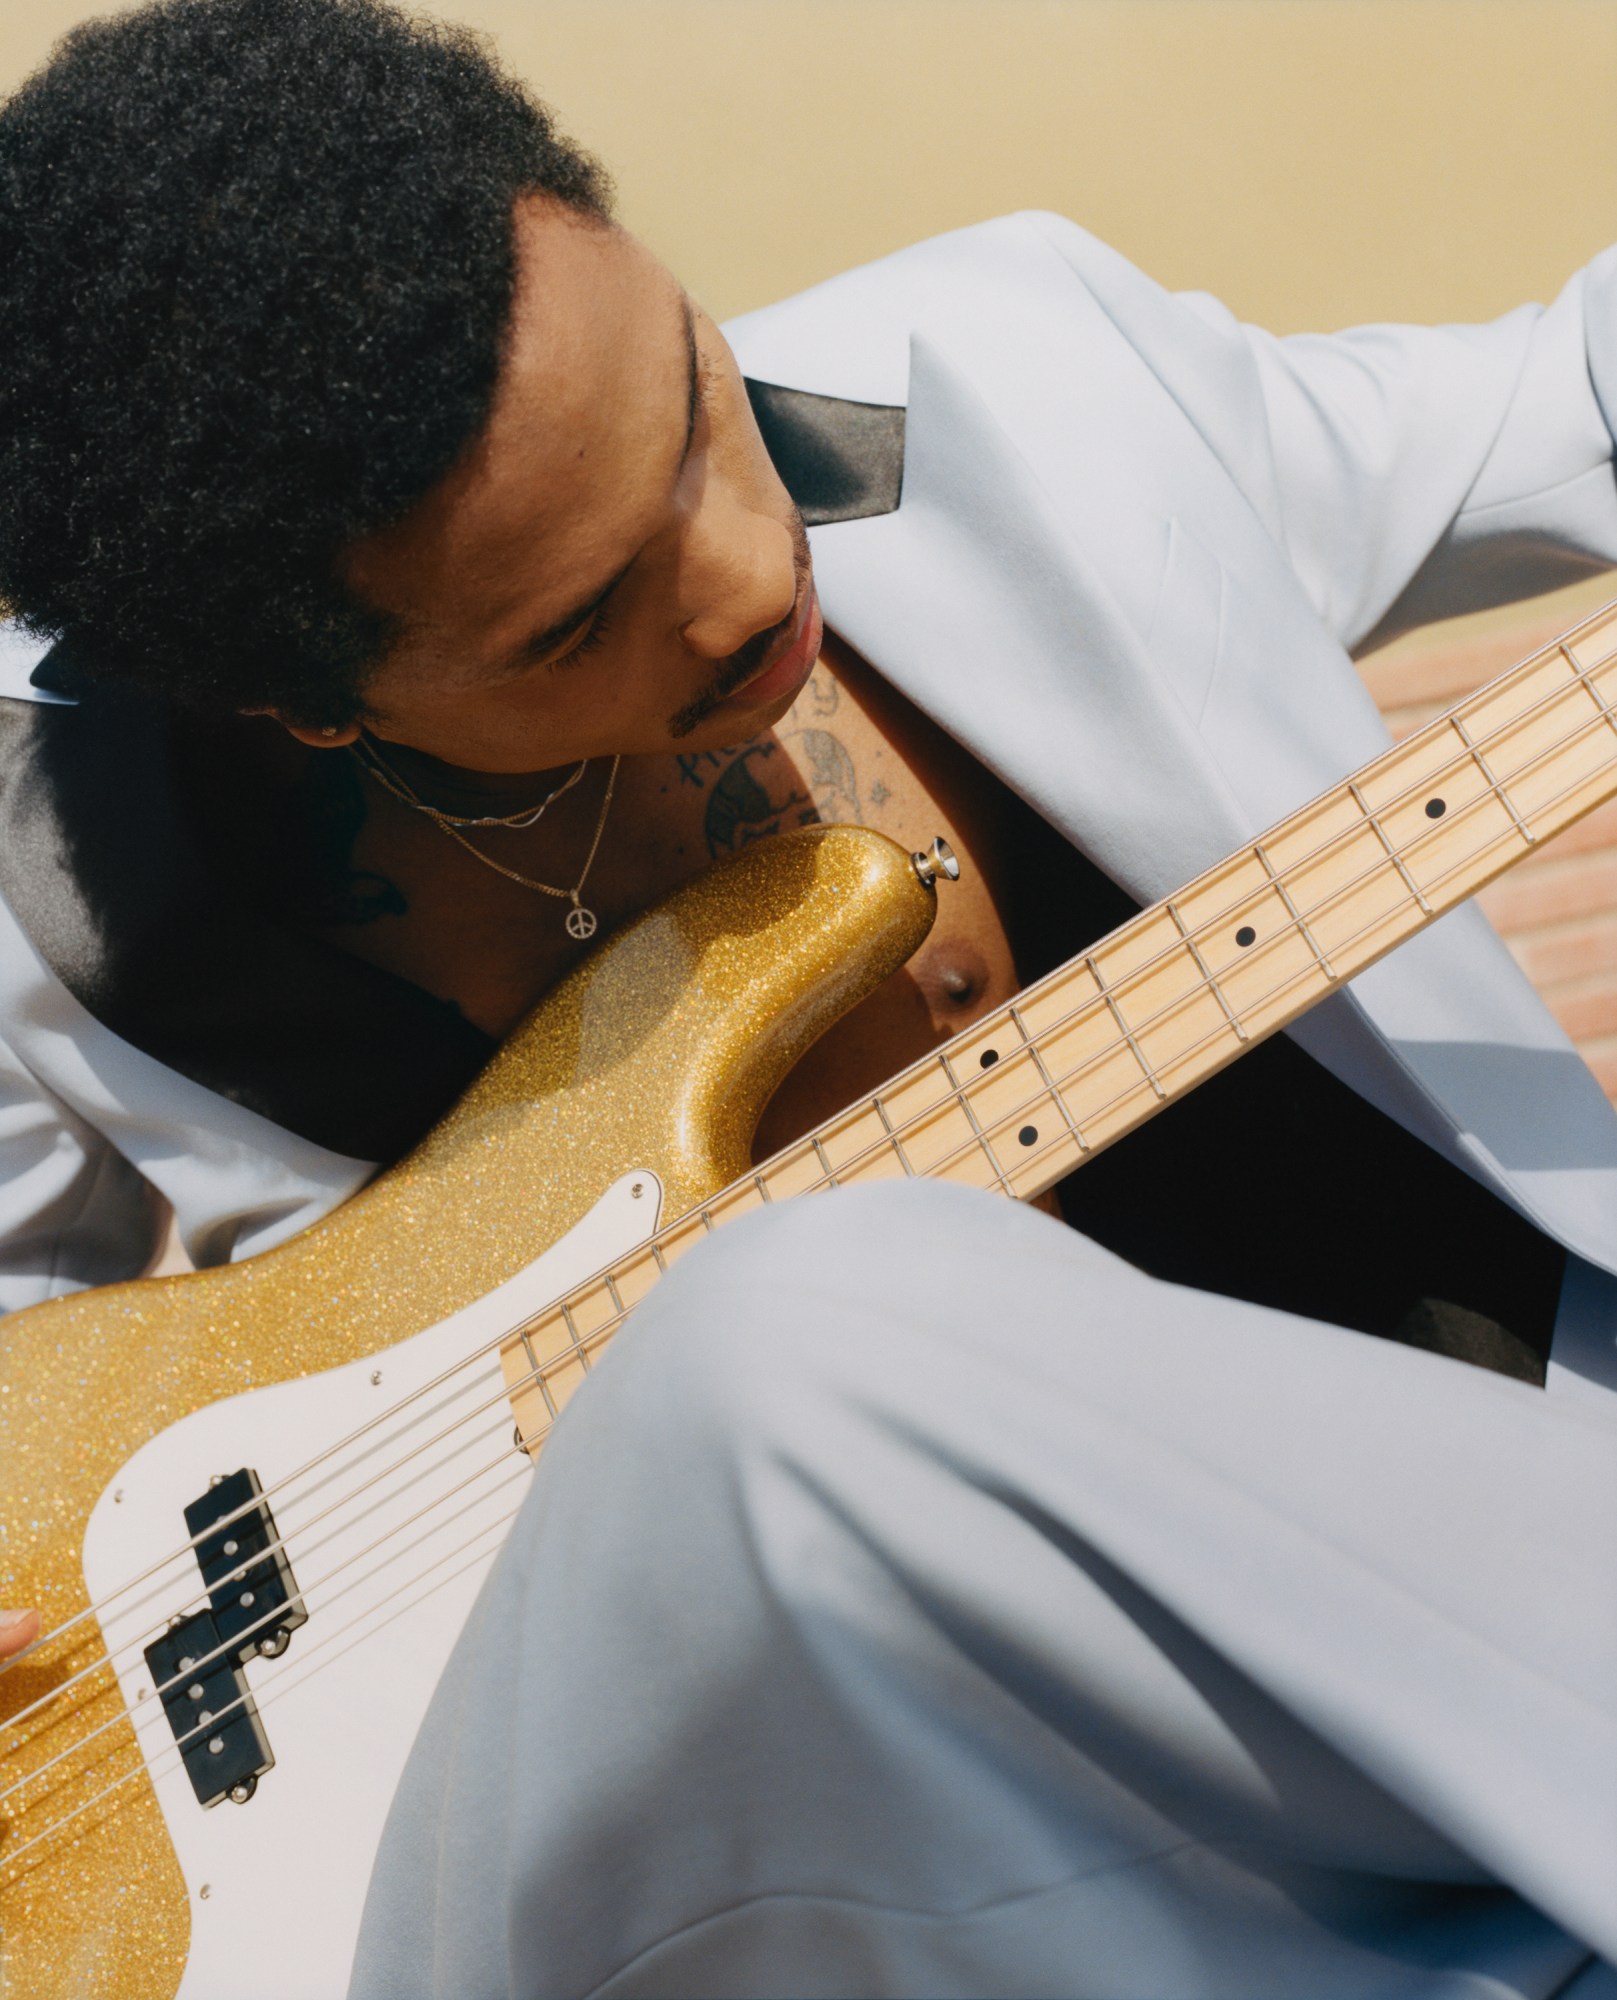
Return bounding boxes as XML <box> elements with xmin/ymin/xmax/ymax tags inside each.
<box><xmin>502</xmin><ymin>597</ymin><xmax>1617</xmax><ymax>1446</ymax></box>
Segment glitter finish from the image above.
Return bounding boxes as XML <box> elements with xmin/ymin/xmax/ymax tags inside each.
<box><xmin>0</xmin><ymin>825</ymin><xmax>937</xmax><ymax>1997</ymax></box>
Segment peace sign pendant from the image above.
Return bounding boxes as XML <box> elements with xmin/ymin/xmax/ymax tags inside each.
<box><xmin>565</xmin><ymin>903</ymin><xmax>599</xmax><ymax>941</ymax></box>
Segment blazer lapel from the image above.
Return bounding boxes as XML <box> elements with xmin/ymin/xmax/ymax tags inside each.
<box><xmin>810</xmin><ymin>334</ymin><xmax>1254</xmax><ymax>903</ymax></box>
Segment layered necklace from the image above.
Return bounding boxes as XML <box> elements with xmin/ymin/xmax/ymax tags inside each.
<box><xmin>350</xmin><ymin>734</ymin><xmax>621</xmax><ymax>940</ymax></box>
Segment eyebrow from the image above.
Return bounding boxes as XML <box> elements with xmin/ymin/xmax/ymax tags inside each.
<box><xmin>503</xmin><ymin>289</ymin><xmax>702</xmax><ymax>671</ymax></box>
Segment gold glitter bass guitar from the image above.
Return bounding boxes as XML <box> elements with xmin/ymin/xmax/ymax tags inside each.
<box><xmin>5</xmin><ymin>596</ymin><xmax>1617</xmax><ymax>1998</ymax></box>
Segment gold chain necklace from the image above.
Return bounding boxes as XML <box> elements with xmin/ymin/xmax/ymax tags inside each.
<box><xmin>350</xmin><ymin>740</ymin><xmax>622</xmax><ymax>940</ymax></box>
<box><xmin>351</xmin><ymin>736</ymin><xmax>588</xmax><ymax>829</ymax></box>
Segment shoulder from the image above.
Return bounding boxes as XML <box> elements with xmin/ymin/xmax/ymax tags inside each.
<box><xmin>723</xmin><ymin>210</ymin><xmax>1190</xmax><ymax>406</ymax></box>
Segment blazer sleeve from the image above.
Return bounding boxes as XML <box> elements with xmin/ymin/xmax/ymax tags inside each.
<box><xmin>0</xmin><ymin>1027</ymin><xmax>161</xmax><ymax>1320</ymax></box>
<box><xmin>1024</xmin><ymin>213</ymin><xmax>1617</xmax><ymax>651</ymax></box>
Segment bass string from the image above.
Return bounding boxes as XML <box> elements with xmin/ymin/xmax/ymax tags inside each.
<box><xmin>9</xmin><ymin>680</ymin><xmax>1600</xmax><ymax>1728</ymax></box>
<box><xmin>0</xmin><ymin>1497</ymin><xmax>522</xmax><ymax>1885</ymax></box>
<box><xmin>0</xmin><ymin>1347</ymin><xmax>512</xmax><ymax>1743</ymax></box>
<box><xmin>0</xmin><ymin>1440</ymin><xmax>527</xmax><ymax>1818</ymax></box>
<box><xmin>5</xmin><ymin>641</ymin><xmax>1613</xmax><ymax>1709</ymax></box>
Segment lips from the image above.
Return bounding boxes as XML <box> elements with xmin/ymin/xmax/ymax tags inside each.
<box><xmin>725</xmin><ymin>580</ymin><xmax>822</xmax><ymax>710</ymax></box>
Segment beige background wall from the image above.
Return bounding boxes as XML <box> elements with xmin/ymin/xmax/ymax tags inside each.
<box><xmin>6</xmin><ymin>0</ymin><xmax>1616</xmax><ymax>330</ymax></box>
<box><xmin>5</xmin><ymin>0</ymin><xmax>1617</xmax><ymax>1091</ymax></box>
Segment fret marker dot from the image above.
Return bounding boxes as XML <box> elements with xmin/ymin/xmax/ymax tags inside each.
<box><xmin>1018</xmin><ymin>1126</ymin><xmax>1038</xmax><ymax>1147</ymax></box>
<box><xmin>1235</xmin><ymin>925</ymin><xmax>1256</xmax><ymax>948</ymax></box>
<box><xmin>1425</xmin><ymin>797</ymin><xmax>1446</xmax><ymax>819</ymax></box>
<box><xmin>979</xmin><ymin>1049</ymin><xmax>999</xmax><ymax>1069</ymax></box>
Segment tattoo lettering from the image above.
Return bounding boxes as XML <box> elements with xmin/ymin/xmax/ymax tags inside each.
<box><xmin>676</xmin><ymin>750</ymin><xmax>728</xmax><ymax>789</ymax></box>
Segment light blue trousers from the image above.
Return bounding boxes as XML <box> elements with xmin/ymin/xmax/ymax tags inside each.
<box><xmin>350</xmin><ymin>1182</ymin><xmax>1617</xmax><ymax>1999</ymax></box>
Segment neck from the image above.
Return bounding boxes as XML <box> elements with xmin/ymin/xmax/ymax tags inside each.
<box><xmin>360</xmin><ymin>733</ymin><xmax>586</xmax><ymax>811</ymax></box>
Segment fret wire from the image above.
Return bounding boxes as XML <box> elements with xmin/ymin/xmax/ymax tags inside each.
<box><xmin>952</xmin><ymin>1081</ymin><xmax>1018</xmax><ymax>1197</ymax></box>
<box><xmin>871</xmin><ymin>1095</ymin><xmax>918</xmax><ymax>1177</ymax></box>
<box><xmin>1448</xmin><ymin>712</ymin><xmax>1534</xmax><ymax>845</ymax></box>
<box><xmin>559</xmin><ymin>1301</ymin><xmax>593</xmax><ymax>1372</ymax></box>
<box><xmin>1347</xmin><ymin>779</ymin><xmax>1432</xmax><ymax>915</ymax></box>
<box><xmin>1165</xmin><ymin>900</ymin><xmax>1248</xmax><ymax>1043</ymax></box>
<box><xmin>698</xmin><ymin>1209</ymin><xmax>717</xmax><ymax>1234</ymax></box>
<box><xmin>1253</xmin><ymin>840</ymin><xmax>1338</xmax><ymax>980</ymax></box>
<box><xmin>1559</xmin><ymin>643</ymin><xmax>1617</xmax><ymax>743</ymax></box>
<box><xmin>604</xmin><ymin>1273</ymin><xmax>628</xmax><ymax>1320</ymax></box>
<box><xmin>1011</xmin><ymin>1001</ymin><xmax>1089</xmax><ymax>1154</ymax></box>
<box><xmin>811</xmin><ymin>1134</ymin><xmax>841</xmax><ymax>1190</ymax></box>
<box><xmin>519</xmin><ymin>1328</ymin><xmax>558</xmax><ymax>1418</ymax></box>
<box><xmin>753</xmin><ymin>1172</ymin><xmax>774</xmax><ymax>1203</ymax></box>
<box><xmin>1085</xmin><ymin>955</ymin><xmax>1168</xmax><ymax>1100</ymax></box>
<box><xmin>649</xmin><ymin>1242</ymin><xmax>668</xmax><ymax>1273</ymax></box>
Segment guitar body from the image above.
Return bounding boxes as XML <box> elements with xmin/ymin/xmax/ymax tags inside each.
<box><xmin>0</xmin><ymin>825</ymin><xmax>937</xmax><ymax>2000</ymax></box>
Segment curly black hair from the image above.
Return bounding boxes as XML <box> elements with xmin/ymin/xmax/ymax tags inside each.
<box><xmin>0</xmin><ymin>0</ymin><xmax>613</xmax><ymax>724</ymax></box>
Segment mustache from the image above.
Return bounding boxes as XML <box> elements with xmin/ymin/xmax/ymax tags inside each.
<box><xmin>667</xmin><ymin>511</ymin><xmax>813</xmax><ymax>741</ymax></box>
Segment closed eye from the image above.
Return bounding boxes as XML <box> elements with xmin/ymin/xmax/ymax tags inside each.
<box><xmin>546</xmin><ymin>596</ymin><xmax>617</xmax><ymax>671</ymax></box>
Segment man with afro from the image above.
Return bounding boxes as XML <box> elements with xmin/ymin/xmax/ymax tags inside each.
<box><xmin>1</xmin><ymin>2</ymin><xmax>1615</xmax><ymax>1995</ymax></box>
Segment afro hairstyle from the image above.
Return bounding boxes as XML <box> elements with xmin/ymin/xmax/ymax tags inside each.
<box><xmin>0</xmin><ymin>0</ymin><xmax>613</xmax><ymax>724</ymax></box>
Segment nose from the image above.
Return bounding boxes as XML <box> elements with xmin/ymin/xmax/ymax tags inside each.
<box><xmin>676</xmin><ymin>492</ymin><xmax>798</xmax><ymax>663</ymax></box>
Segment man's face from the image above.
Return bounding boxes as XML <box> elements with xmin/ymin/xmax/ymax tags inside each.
<box><xmin>339</xmin><ymin>195</ymin><xmax>821</xmax><ymax>773</ymax></box>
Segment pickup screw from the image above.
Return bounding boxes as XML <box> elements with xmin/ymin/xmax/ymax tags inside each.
<box><xmin>258</xmin><ymin>1630</ymin><xmax>291</xmax><ymax>1659</ymax></box>
<box><xmin>209</xmin><ymin>1475</ymin><xmax>224</xmax><ymax>1488</ymax></box>
<box><xmin>911</xmin><ymin>837</ymin><xmax>960</xmax><ymax>890</ymax></box>
<box><xmin>228</xmin><ymin>1779</ymin><xmax>256</xmax><ymax>1805</ymax></box>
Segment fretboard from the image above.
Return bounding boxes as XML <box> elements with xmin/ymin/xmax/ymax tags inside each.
<box><xmin>505</xmin><ymin>596</ymin><xmax>1617</xmax><ymax>1447</ymax></box>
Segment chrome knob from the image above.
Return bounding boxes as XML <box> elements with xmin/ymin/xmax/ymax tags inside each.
<box><xmin>911</xmin><ymin>837</ymin><xmax>960</xmax><ymax>890</ymax></box>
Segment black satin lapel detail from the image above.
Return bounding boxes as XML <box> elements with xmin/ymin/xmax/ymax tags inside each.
<box><xmin>0</xmin><ymin>694</ymin><xmax>494</xmax><ymax>1162</ymax></box>
<box><xmin>744</xmin><ymin>379</ymin><xmax>904</xmax><ymax>525</ymax></box>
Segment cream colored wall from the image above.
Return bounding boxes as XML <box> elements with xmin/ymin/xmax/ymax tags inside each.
<box><xmin>4</xmin><ymin>1</ymin><xmax>1615</xmax><ymax>330</ymax></box>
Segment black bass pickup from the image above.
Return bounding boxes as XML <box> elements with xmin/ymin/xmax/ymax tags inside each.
<box><xmin>142</xmin><ymin>1467</ymin><xmax>308</xmax><ymax>1808</ymax></box>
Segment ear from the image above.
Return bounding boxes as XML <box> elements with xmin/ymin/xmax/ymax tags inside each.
<box><xmin>241</xmin><ymin>711</ymin><xmax>363</xmax><ymax>749</ymax></box>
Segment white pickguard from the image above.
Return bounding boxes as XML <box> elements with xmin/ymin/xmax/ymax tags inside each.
<box><xmin>81</xmin><ymin>1171</ymin><xmax>662</xmax><ymax>2000</ymax></box>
